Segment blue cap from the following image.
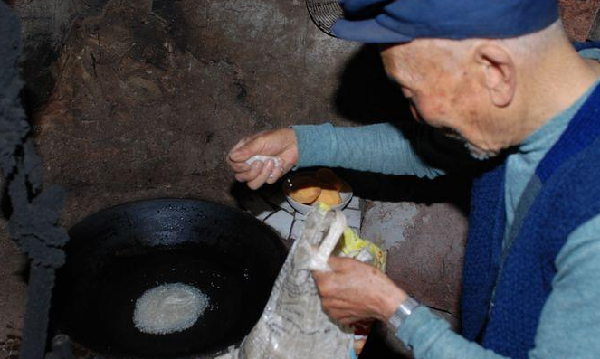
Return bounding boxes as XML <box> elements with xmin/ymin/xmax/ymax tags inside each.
<box><xmin>324</xmin><ymin>0</ymin><xmax>559</xmax><ymax>43</ymax></box>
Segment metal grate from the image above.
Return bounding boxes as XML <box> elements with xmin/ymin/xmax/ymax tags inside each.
<box><xmin>305</xmin><ymin>0</ymin><xmax>344</xmax><ymax>36</ymax></box>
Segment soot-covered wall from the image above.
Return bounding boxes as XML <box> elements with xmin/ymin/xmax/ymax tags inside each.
<box><xmin>27</xmin><ymin>0</ymin><xmax>362</xmax><ymax>226</ymax></box>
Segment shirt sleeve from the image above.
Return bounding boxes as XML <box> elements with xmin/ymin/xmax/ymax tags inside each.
<box><xmin>395</xmin><ymin>214</ymin><xmax>600</xmax><ymax>359</ymax></box>
<box><xmin>291</xmin><ymin>122</ymin><xmax>446</xmax><ymax>178</ymax></box>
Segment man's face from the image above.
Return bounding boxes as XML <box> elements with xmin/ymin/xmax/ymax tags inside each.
<box><xmin>380</xmin><ymin>41</ymin><xmax>501</xmax><ymax>159</ymax></box>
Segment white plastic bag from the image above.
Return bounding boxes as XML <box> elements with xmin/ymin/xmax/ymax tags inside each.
<box><xmin>217</xmin><ymin>204</ymin><xmax>354</xmax><ymax>359</ymax></box>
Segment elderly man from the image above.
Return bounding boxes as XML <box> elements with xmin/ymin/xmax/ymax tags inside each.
<box><xmin>227</xmin><ymin>0</ymin><xmax>600</xmax><ymax>358</ymax></box>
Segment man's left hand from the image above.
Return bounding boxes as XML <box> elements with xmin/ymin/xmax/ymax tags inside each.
<box><xmin>312</xmin><ymin>257</ymin><xmax>408</xmax><ymax>325</ymax></box>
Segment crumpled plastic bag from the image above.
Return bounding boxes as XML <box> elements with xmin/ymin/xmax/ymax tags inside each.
<box><xmin>217</xmin><ymin>204</ymin><xmax>354</xmax><ymax>359</ymax></box>
<box><xmin>334</xmin><ymin>228</ymin><xmax>386</xmax><ymax>271</ymax></box>
<box><xmin>332</xmin><ymin>228</ymin><xmax>387</xmax><ymax>355</ymax></box>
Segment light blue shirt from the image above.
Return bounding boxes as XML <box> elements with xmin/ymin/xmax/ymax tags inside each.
<box><xmin>292</xmin><ymin>50</ymin><xmax>600</xmax><ymax>359</ymax></box>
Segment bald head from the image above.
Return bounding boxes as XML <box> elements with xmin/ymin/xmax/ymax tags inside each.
<box><xmin>379</xmin><ymin>20</ymin><xmax>599</xmax><ymax>158</ymax></box>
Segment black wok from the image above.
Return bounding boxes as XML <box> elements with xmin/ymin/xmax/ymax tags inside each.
<box><xmin>50</xmin><ymin>198</ymin><xmax>287</xmax><ymax>358</ymax></box>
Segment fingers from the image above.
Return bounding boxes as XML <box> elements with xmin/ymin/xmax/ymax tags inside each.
<box><xmin>226</xmin><ymin>128</ymin><xmax>298</xmax><ymax>190</ymax></box>
<box><xmin>321</xmin><ymin>297</ymin><xmax>349</xmax><ymax>310</ymax></box>
<box><xmin>234</xmin><ymin>160</ymin><xmax>261</xmax><ymax>181</ymax></box>
<box><xmin>265</xmin><ymin>164</ymin><xmax>284</xmax><ymax>184</ymax></box>
<box><xmin>228</xmin><ymin>158</ymin><xmax>252</xmax><ymax>174</ymax></box>
<box><xmin>228</xmin><ymin>136</ymin><xmax>256</xmax><ymax>163</ymax></box>
<box><xmin>323</xmin><ymin>307</ymin><xmax>364</xmax><ymax>325</ymax></box>
<box><xmin>311</xmin><ymin>270</ymin><xmax>329</xmax><ymax>289</ymax></box>
<box><xmin>230</xmin><ymin>136</ymin><xmax>251</xmax><ymax>152</ymax></box>
<box><xmin>227</xmin><ymin>138</ymin><xmax>252</xmax><ymax>171</ymax></box>
<box><xmin>319</xmin><ymin>292</ymin><xmax>378</xmax><ymax>324</ymax></box>
<box><xmin>312</xmin><ymin>270</ymin><xmax>340</xmax><ymax>302</ymax></box>
<box><xmin>247</xmin><ymin>160</ymin><xmax>274</xmax><ymax>190</ymax></box>
<box><xmin>227</xmin><ymin>136</ymin><xmax>265</xmax><ymax>177</ymax></box>
<box><xmin>328</xmin><ymin>310</ymin><xmax>359</xmax><ymax>323</ymax></box>
<box><xmin>233</xmin><ymin>159</ymin><xmax>284</xmax><ymax>185</ymax></box>
<box><xmin>338</xmin><ymin>316</ymin><xmax>363</xmax><ymax>326</ymax></box>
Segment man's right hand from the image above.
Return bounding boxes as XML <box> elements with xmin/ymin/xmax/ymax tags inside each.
<box><xmin>226</xmin><ymin>128</ymin><xmax>299</xmax><ymax>190</ymax></box>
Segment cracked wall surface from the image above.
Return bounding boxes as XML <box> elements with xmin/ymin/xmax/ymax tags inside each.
<box><xmin>31</xmin><ymin>0</ymin><xmax>361</xmax><ymax>228</ymax></box>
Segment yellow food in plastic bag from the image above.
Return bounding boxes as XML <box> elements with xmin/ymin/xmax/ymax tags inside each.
<box><xmin>334</xmin><ymin>228</ymin><xmax>386</xmax><ymax>271</ymax></box>
<box><xmin>333</xmin><ymin>227</ymin><xmax>386</xmax><ymax>355</ymax></box>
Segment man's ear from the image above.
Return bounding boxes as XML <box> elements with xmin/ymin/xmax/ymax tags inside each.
<box><xmin>473</xmin><ymin>43</ymin><xmax>516</xmax><ymax>108</ymax></box>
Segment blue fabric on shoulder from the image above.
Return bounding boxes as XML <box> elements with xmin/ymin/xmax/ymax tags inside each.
<box><xmin>462</xmin><ymin>44</ymin><xmax>600</xmax><ymax>358</ymax></box>
<box><xmin>574</xmin><ymin>41</ymin><xmax>600</xmax><ymax>51</ymax></box>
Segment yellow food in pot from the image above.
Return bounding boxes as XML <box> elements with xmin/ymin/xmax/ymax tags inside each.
<box><xmin>315</xmin><ymin>188</ymin><xmax>342</xmax><ymax>205</ymax></box>
<box><xmin>288</xmin><ymin>169</ymin><xmax>348</xmax><ymax>206</ymax></box>
<box><xmin>289</xmin><ymin>176</ymin><xmax>322</xmax><ymax>204</ymax></box>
